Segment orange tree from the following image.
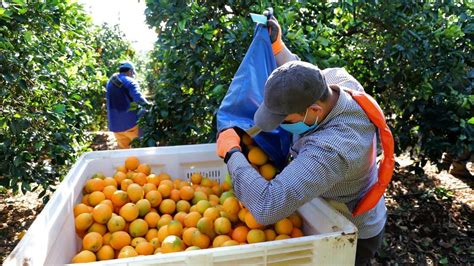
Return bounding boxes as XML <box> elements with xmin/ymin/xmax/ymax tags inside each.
<box><xmin>0</xmin><ymin>1</ymin><xmax>134</xmax><ymax>195</ymax></box>
<box><xmin>141</xmin><ymin>1</ymin><xmax>472</xmax><ymax>169</ymax></box>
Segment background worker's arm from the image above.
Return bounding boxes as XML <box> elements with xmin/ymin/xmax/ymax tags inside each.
<box><xmin>126</xmin><ymin>79</ymin><xmax>150</xmax><ymax>105</ymax></box>
<box><xmin>267</xmin><ymin>17</ymin><xmax>299</xmax><ymax>66</ymax></box>
<box><xmin>275</xmin><ymin>46</ymin><xmax>299</xmax><ymax>66</ymax></box>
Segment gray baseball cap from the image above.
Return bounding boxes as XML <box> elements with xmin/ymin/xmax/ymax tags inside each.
<box><xmin>254</xmin><ymin>61</ymin><xmax>329</xmax><ymax>132</ymax></box>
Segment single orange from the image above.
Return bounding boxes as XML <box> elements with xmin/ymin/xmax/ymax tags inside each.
<box><xmin>132</xmin><ymin>172</ymin><xmax>147</xmax><ymax>186</ymax></box>
<box><xmin>129</xmin><ymin>219</ymin><xmax>149</xmax><ymax>237</ymax></box>
<box><xmin>247</xmin><ymin>229</ymin><xmax>265</xmax><ymax>243</ymax></box>
<box><xmin>159</xmin><ymin>199</ymin><xmax>176</xmax><ymax>215</ymax></box>
<box><xmin>184</xmin><ymin>211</ymin><xmax>202</xmax><ymax>228</ymax></box>
<box><xmin>275</xmin><ymin>234</ymin><xmax>290</xmax><ymax>240</ymax></box>
<box><xmin>245</xmin><ymin>211</ymin><xmax>263</xmax><ymax>229</ymax></box>
<box><xmin>242</xmin><ymin>134</ymin><xmax>253</xmax><ymax>146</ymax></box>
<box><xmin>143</xmin><ymin>183</ymin><xmax>157</xmax><ymax>194</ymax></box>
<box><xmin>113</xmin><ymin>171</ymin><xmax>127</xmax><ymax>185</ymax></box>
<box><xmin>288</xmin><ymin>213</ymin><xmax>303</xmax><ymax>228</ymax></box>
<box><xmin>145</xmin><ymin>190</ymin><xmax>162</xmax><ymax>207</ymax></box>
<box><xmin>248</xmin><ymin>146</ymin><xmax>268</xmax><ymax>166</ymax></box>
<box><xmin>191</xmin><ymin>230</ymin><xmax>210</xmax><ymax>249</ymax></box>
<box><xmin>136</xmin><ymin>199</ymin><xmax>151</xmax><ymax>217</ymax></box>
<box><xmin>96</xmin><ymin>245</ymin><xmax>114</xmax><ymax>261</ymax></box>
<box><xmin>109</xmin><ymin>231</ymin><xmax>131</xmax><ymax>250</ymax></box>
<box><xmin>182</xmin><ymin>227</ymin><xmax>198</xmax><ymax>246</ymax></box>
<box><xmin>231</xmin><ymin>225</ymin><xmax>249</xmax><ymax>243</ymax></box>
<box><xmin>221</xmin><ymin>240</ymin><xmax>239</xmax><ymax>246</ymax></box>
<box><xmin>88</xmin><ymin>222</ymin><xmax>107</xmax><ymax>235</ymax></box>
<box><xmin>116</xmin><ymin>165</ymin><xmax>127</xmax><ymax>174</ymax></box>
<box><xmin>107</xmin><ymin>215</ymin><xmax>126</xmax><ymax>233</ymax></box>
<box><xmin>88</xmin><ymin>191</ymin><xmax>106</xmax><ymax>207</ymax></box>
<box><xmin>136</xmin><ymin>163</ymin><xmax>151</xmax><ymax>175</ymax></box>
<box><xmin>120</xmin><ymin>179</ymin><xmax>134</xmax><ymax>191</ymax></box>
<box><xmin>157</xmin><ymin>225</ymin><xmax>169</xmax><ymax>243</ymax></box>
<box><xmin>75</xmin><ymin>213</ymin><xmax>93</xmax><ymax>231</ymax></box>
<box><xmin>111</xmin><ymin>190</ymin><xmax>129</xmax><ymax>208</ymax></box>
<box><xmin>145</xmin><ymin>228</ymin><xmax>158</xmax><ymax>241</ymax></box>
<box><xmin>158</xmin><ymin>172</ymin><xmax>171</xmax><ymax>181</ymax></box>
<box><xmin>167</xmin><ymin>220</ymin><xmax>183</xmax><ymax>237</ymax></box>
<box><xmin>103</xmin><ymin>177</ymin><xmax>117</xmax><ymax>188</ymax></box>
<box><xmin>119</xmin><ymin>203</ymin><xmax>139</xmax><ymax>222</ymax></box>
<box><xmin>82</xmin><ymin>232</ymin><xmax>103</xmax><ymax>252</ymax></box>
<box><xmin>274</xmin><ymin>218</ymin><xmax>293</xmax><ymax>235</ymax></box>
<box><xmin>174</xmin><ymin>211</ymin><xmax>187</xmax><ymax>225</ymax></box>
<box><xmin>169</xmin><ymin>189</ymin><xmax>181</xmax><ymax>202</ymax></box>
<box><xmin>196</xmin><ymin>217</ymin><xmax>214</xmax><ymax>238</ymax></box>
<box><xmin>157</xmin><ymin>183</ymin><xmax>172</xmax><ymax>198</ymax></box>
<box><xmin>144</xmin><ymin>212</ymin><xmax>160</xmax><ymax>228</ymax></box>
<box><xmin>146</xmin><ymin>174</ymin><xmax>160</xmax><ymax>186</ymax></box>
<box><xmin>161</xmin><ymin>235</ymin><xmax>185</xmax><ymax>253</ymax></box>
<box><xmin>190</xmin><ymin>172</ymin><xmax>202</xmax><ymax>185</ymax></box>
<box><xmin>192</xmin><ymin>191</ymin><xmax>208</xmax><ymax>205</ymax></box>
<box><xmin>85</xmin><ymin>178</ymin><xmax>105</xmax><ymax>193</ymax></box>
<box><xmin>71</xmin><ymin>250</ymin><xmax>96</xmax><ymax>263</ymax></box>
<box><xmin>200</xmin><ymin>177</ymin><xmax>213</xmax><ymax>188</ymax></box>
<box><xmin>117</xmin><ymin>245</ymin><xmax>138</xmax><ymax>258</ymax></box>
<box><xmin>127</xmin><ymin>183</ymin><xmax>144</xmax><ymax>203</ymax></box>
<box><xmin>291</xmin><ymin>227</ymin><xmax>304</xmax><ymax>238</ymax></box>
<box><xmin>259</xmin><ymin>163</ymin><xmax>277</xmax><ymax>180</ymax></box>
<box><xmin>203</xmin><ymin>207</ymin><xmax>220</xmax><ymax>221</ymax></box>
<box><xmin>176</xmin><ymin>200</ymin><xmax>191</xmax><ymax>213</ymax></box>
<box><xmin>74</xmin><ymin>203</ymin><xmax>92</xmax><ymax>217</ymax></box>
<box><xmin>125</xmin><ymin>156</ymin><xmax>140</xmax><ymax>171</ymax></box>
<box><xmin>131</xmin><ymin>237</ymin><xmax>147</xmax><ymax>247</ymax></box>
<box><xmin>212</xmin><ymin>235</ymin><xmax>232</xmax><ymax>247</ymax></box>
<box><xmin>157</xmin><ymin>214</ymin><xmax>173</xmax><ymax>228</ymax></box>
<box><xmin>223</xmin><ymin>197</ymin><xmax>240</xmax><ymax>215</ymax></box>
<box><xmin>135</xmin><ymin>241</ymin><xmax>154</xmax><ymax>255</ymax></box>
<box><xmin>103</xmin><ymin>185</ymin><xmax>117</xmax><ymax>200</ymax></box>
<box><xmin>264</xmin><ymin>228</ymin><xmax>277</xmax><ymax>241</ymax></box>
<box><xmin>92</xmin><ymin>203</ymin><xmax>113</xmax><ymax>224</ymax></box>
<box><xmin>214</xmin><ymin>217</ymin><xmax>231</xmax><ymax>235</ymax></box>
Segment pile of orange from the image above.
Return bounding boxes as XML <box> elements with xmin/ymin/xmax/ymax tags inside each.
<box><xmin>71</xmin><ymin>156</ymin><xmax>304</xmax><ymax>263</ymax></box>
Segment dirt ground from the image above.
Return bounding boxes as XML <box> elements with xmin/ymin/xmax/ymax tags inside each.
<box><xmin>1</xmin><ymin>132</ymin><xmax>472</xmax><ymax>264</ymax></box>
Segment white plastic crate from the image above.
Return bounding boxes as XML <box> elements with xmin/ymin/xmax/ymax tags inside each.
<box><xmin>4</xmin><ymin>143</ymin><xmax>357</xmax><ymax>266</ymax></box>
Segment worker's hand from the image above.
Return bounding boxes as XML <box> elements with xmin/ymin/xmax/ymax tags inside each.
<box><xmin>216</xmin><ymin>128</ymin><xmax>241</xmax><ymax>158</ymax></box>
<box><xmin>263</xmin><ymin>10</ymin><xmax>284</xmax><ymax>55</ymax></box>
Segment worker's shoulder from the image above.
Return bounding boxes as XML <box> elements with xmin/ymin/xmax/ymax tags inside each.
<box><xmin>119</xmin><ymin>75</ymin><xmax>138</xmax><ymax>87</ymax></box>
<box><xmin>322</xmin><ymin>68</ymin><xmax>364</xmax><ymax>92</ymax></box>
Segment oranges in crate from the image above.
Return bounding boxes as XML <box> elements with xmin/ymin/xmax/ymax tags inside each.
<box><xmin>71</xmin><ymin>156</ymin><xmax>304</xmax><ymax>263</ymax></box>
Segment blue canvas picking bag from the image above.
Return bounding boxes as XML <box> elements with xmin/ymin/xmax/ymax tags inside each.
<box><xmin>216</xmin><ymin>24</ymin><xmax>290</xmax><ymax>169</ymax></box>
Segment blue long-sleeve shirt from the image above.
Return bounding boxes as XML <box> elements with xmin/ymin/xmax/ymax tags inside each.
<box><xmin>106</xmin><ymin>73</ymin><xmax>148</xmax><ymax>132</ymax></box>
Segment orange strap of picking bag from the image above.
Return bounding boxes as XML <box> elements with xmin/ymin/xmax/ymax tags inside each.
<box><xmin>344</xmin><ymin>89</ymin><xmax>395</xmax><ymax>217</ymax></box>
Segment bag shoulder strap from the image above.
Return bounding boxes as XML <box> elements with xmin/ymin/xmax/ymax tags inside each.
<box><xmin>343</xmin><ymin>88</ymin><xmax>395</xmax><ymax>217</ymax></box>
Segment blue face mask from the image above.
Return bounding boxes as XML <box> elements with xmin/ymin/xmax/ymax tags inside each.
<box><xmin>280</xmin><ymin>109</ymin><xmax>318</xmax><ymax>135</ymax></box>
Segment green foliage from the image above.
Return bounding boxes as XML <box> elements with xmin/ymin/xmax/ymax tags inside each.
<box><xmin>94</xmin><ymin>23</ymin><xmax>136</xmax><ymax>78</ymax></box>
<box><xmin>0</xmin><ymin>1</ymin><xmax>134</xmax><ymax>194</ymax></box>
<box><xmin>331</xmin><ymin>1</ymin><xmax>473</xmax><ymax>167</ymax></box>
<box><xmin>142</xmin><ymin>1</ymin><xmax>472</xmax><ymax>167</ymax></box>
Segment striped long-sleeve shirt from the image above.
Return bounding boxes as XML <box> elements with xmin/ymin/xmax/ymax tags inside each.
<box><xmin>227</xmin><ymin>68</ymin><xmax>387</xmax><ymax>239</ymax></box>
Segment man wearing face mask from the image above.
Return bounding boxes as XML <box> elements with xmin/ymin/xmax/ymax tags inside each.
<box><xmin>106</xmin><ymin>61</ymin><xmax>149</xmax><ymax>149</ymax></box>
<box><xmin>216</xmin><ymin>15</ymin><xmax>393</xmax><ymax>266</ymax></box>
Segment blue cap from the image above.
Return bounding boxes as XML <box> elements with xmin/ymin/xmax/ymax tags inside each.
<box><xmin>119</xmin><ymin>61</ymin><xmax>135</xmax><ymax>70</ymax></box>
